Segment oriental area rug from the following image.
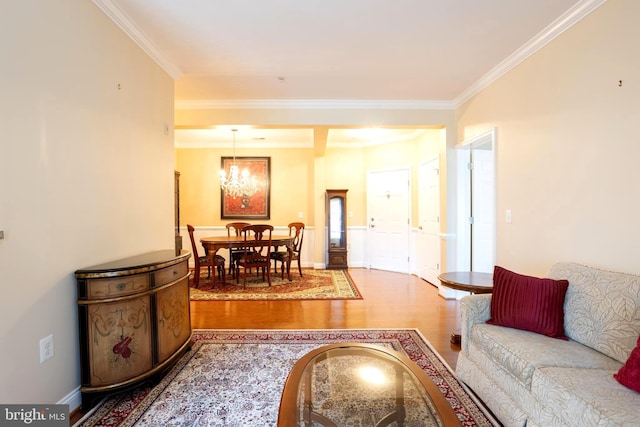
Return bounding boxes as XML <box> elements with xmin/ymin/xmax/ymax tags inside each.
<box><xmin>189</xmin><ymin>268</ymin><xmax>362</xmax><ymax>301</ymax></box>
<box><xmin>74</xmin><ymin>329</ymin><xmax>498</xmax><ymax>427</ymax></box>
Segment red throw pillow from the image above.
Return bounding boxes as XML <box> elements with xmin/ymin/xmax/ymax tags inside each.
<box><xmin>487</xmin><ymin>266</ymin><xmax>569</xmax><ymax>339</ymax></box>
<box><xmin>614</xmin><ymin>335</ymin><xmax>640</xmax><ymax>393</ymax></box>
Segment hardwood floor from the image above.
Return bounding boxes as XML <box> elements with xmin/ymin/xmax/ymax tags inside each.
<box><xmin>70</xmin><ymin>268</ymin><xmax>461</xmax><ymax>425</ymax></box>
<box><xmin>191</xmin><ymin>268</ymin><xmax>462</xmax><ymax>368</ymax></box>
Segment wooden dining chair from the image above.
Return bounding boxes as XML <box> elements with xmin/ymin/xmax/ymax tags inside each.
<box><xmin>271</xmin><ymin>222</ymin><xmax>304</xmax><ymax>280</ymax></box>
<box><xmin>226</xmin><ymin>222</ymin><xmax>251</xmax><ymax>277</ymax></box>
<box><xmin>187</xmin><ymin>224</ymin><xmax>225</xmax><ymax>288</ymax></box>
<box><xmin>236</xmin><ymin>224</ymin><xmax>273</xmax><ymax>288</ymax></box>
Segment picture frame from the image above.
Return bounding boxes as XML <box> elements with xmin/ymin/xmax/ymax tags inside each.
<box><xmin>220</xmin><ymin>156</ymin><xmax>271</xmax><ymax>219</ymax></box>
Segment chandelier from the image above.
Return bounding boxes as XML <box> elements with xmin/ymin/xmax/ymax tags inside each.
<box><xmin>219</xmin><ymin>129</ymin><xmax>259</xmax><ymax>198</ymax></box>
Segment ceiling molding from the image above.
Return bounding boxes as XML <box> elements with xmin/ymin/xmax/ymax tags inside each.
<box><xmin>453</xmin><ymin>0</ymin><xmax>607</xmax><ymax>107</ymax></box>
<box><xmin>174</xmin><ymin>99</ymin><xmax>456</xmax><ymax>111</ymax></box>
<box><xmin>95</xmin><ymin>0</ymin><xmax>604</xmax><ymax>110</ymax></box>
<box><xmin>92</xmin><ymin>0</ymin><xmax>183</xmax><ymax>78</ymax></box>
<box><xmin>174</xmin><ymin>140</ymin><xmax>314</xmax><ymax>149</ymax></box>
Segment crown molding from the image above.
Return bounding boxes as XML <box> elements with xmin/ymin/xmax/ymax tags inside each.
<box><xmin>95</xmin><ymin>0</ymin><xmax>604</xmax><ymax>110</ymax></box>
<box><xmin>174</xmin><ymin>99</ymin><xmax>455</xmax><ymax>110</ymax></box>
<box><xmin>454</xmin><ymin>0</ymin><xmax>607</xmax><ymax>107</ymax></box>
<box><xmin>92</xmin><ymin>0</ymin><xmax>182</xmax><ymax>79</ymax></box>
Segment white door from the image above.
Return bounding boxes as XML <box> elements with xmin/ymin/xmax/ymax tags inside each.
<box><xmin>417</xmin><ymin>157</ymin><xmax>441</xmax><ymax>285</ymax></box>
<box><xmin>456</xmin><ymin>129</ymin><xmax>496</xmax><ymax>273</ymax></box>
<box><xmin>471</xmin><ymin>147</ymin><xmax>494</xmax><ymax>272</ymax></box>
<box><xmin>367</xmin><ymin>168</ymin><xmax>410</xmax><ymax>273</ymax></box>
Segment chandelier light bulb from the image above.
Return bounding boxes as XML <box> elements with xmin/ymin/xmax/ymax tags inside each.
<box><xmin>220</xmin><ymin>129</ymin><xmax>259</xmax><ymax>198</ymax></box>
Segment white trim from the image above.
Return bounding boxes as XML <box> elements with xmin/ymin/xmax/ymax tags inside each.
<box><xmin>59</xmin><ymin>386</ymin><xmax>81</xmax><ymax>413</ymax></box>
<box><xmin>454</xmin><ymin>0</ymin><xmax>606</xmax><ymax>107</ymax></box>
<box><xmin>92</xmin><ymin>0</ymin><xmax>182</xmax><ymax>78</ymax></box>
<box><xmin>175</xmin><ymin>140</ymin><xmax>314</xmax><ymax>149</ymax></box>
<box><xmin>95</xmin><ymin>0</ymin><xmax>604</xmax><ymax>109</ymax></box>
<box><xmin>456</xmin><ymin>128</ymin><xmax>496</xmax><ymax>150</ymax></box>
<box><xmin>175</xmin><ymin>99</ymin><xmax>455</xmax><ymax>111</ymax></box>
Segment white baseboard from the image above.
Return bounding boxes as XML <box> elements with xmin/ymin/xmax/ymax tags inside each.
<box><xmin>59</xmin><ymin>386</ymin><xmax>82</xmax><ymax>413</ymax></box>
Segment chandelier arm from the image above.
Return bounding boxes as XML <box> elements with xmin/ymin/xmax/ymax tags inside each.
<box><xmin>220</xmin><ymin>128</ymin><xmax>258</xmax><ymax>198</ymax></box>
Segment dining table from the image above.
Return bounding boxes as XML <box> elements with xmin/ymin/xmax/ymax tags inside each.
<box><xmin>200</xmin><ymin>235</ymin><xmax>295</xmax><ymax>282</ymax></box>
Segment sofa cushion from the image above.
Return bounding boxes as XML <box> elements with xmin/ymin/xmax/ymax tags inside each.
<box><xmin>548</xmin><ymin>262</ymin><xmax>640</xmax><ymax>363</ymax></box>
<box><xmin>487</xmin><ymin>266</ymin><xmax>569</xmax><ymax>339</ymax></box>
<box><xmin>532</xmin><ymin>367</ymin><xmax>640</xmax><ymax>427</ymax></box>
<box><xmin>614</xmin><ymin>334</ymin><xmax>640</xmax><ymax>393</ymax></box>
<box><xmin>470</xmin><ymin>323</ymin><xmax>622</xmax><ymax>390</ymax></box>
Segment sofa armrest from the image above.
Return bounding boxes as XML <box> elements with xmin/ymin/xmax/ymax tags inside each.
<box><xmin>460</xmin><ymin>294</ymin><xmax>492</xmax><ymax>355</ymax></box>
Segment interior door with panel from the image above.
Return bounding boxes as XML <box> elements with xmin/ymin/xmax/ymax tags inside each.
<box><xmin>367</xmin><ymin>168</ymin><xmax>410</xmax><ymax>273</ymax></box>
<box><xmin>417</xmin><ymin>157</ymin><xmax>441</xmax><ymax>285</ymax></box>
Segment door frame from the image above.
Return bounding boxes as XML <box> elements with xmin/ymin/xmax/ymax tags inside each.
<box><xmin>455</xmin><ymin>128</ymin><xmax>497</xmax><ymax>272</ymax></box>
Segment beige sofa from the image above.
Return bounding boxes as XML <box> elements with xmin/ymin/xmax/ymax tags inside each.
<box><xmin>456</xmin><ymin>262</ymin><xmax>640</xmax><ymax>427</ymax></box>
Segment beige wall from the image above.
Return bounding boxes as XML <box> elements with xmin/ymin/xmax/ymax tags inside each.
<box><xmin>175</xmin><ymin>131</ymin><xmax>448</xmax><ymax>231</ymax></box>
<box><xmin>176</xmin><ymin>146</ymin><xmax>315</xmax><ymax>226</ymax></box>
<box><xmin>0</xmin><ymin>0</ymin><xmax>175</xmax><ymax>406</ymax></box>
<box><xmin>456</xmin><ymin>0</ymin><xmax>640</xmax><ymax>275</ymax></box>
<box><xmin>176</xmin><ymin>130</ymin><xmax>445</xmax><ymax>264</ymax></box>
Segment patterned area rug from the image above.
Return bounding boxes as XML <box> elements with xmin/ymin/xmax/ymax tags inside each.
<box><xmin>74</xmin><ymin>329</ymin><xmax>498</xmax><ymax>427</ymax></box>
<box><xmin>189</xmin><ymin>269</ymin><xmax>362</xmax><ymax>301</ymax></box>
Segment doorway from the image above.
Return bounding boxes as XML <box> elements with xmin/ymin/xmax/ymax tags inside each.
<box><xmin>367</xmin><ymin>168</ymin><xmax>410</xmax><ymax>273</ymax></box>
<box><xmin>456</xmin><ymin>129</ymin><xmax>496</xmax><ymax>273</ymax></box>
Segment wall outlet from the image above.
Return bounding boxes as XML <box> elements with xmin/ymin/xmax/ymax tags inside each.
<box><xmin>40</xmin><ymin>334</ymin><xmax>54</xmax><ymax>363</ymax></box>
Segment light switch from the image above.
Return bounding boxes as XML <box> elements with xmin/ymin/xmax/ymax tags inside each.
<box><xmin>505</xmin><ymin>210</ymin><xmax>512</xmax><ymax>224</ymax></box>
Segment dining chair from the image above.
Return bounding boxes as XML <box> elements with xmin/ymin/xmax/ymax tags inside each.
<box><xmin>187</xmin><ymin>224</ymin><xmax>225</xmax><ymax>288</ymax></box>
<box><xmin>271</xmin><ymin>222</ymin><xmax>305</xmax><ymax>280</ymax></box>
<box><xmin>236</xmin><ymin>224</ymin><xmax>273</xmax><ymax>288</ymax></box>
<box><xmin>226</xmin><ymin>222</ymin><xmax>251</xmax><ymax>277</ymax></box>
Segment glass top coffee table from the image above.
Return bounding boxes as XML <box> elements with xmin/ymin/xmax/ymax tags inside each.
<box><xmin>278</xmin><ymin>343</ymin><xmax>461</xmax><ymax>426</ymax></box>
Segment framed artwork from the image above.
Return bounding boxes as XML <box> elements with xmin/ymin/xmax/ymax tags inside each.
<box><xmin>220</xmin><ymin>156</ymin><xmax>270</xmax><ymax>219</ymax></box>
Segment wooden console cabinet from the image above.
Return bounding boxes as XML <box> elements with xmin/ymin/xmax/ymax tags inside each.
<box><xmin>75</xmin><ymin>250</ymin><xmax>192</xmax><ymax>409</ymax></box>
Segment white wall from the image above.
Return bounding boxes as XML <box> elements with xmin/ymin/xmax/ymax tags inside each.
<box><xmin>0</xmin><ymin>0</ymin><xmax>175</xmax><ymax>407</ymax></box>
<box><xmin>456</xmin><ymin>0</ymin><xmax>640</xmax><ymax>275</ymax></box>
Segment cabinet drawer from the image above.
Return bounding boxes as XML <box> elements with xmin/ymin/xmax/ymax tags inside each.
<box><xmin>87</xmin><ymin>274</ymin><xmax>149</xmax><ymax>299</ymax></box>
<box><xmin>154</xmin><ymin>260</ymin><xmax>189</xmax><ymax>287</ymax></box>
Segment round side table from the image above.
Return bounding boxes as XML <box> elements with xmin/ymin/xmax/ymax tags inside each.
<box><xmin>437</xmin><ymin>271</ymin><xmax>493</xmax><ymax>345</ymax></box>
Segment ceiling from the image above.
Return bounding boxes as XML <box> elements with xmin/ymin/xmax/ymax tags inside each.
<box><xmin>95</xmin><ymin>0</ymin><xmax>601</xmax><ymax>147</ymax></box>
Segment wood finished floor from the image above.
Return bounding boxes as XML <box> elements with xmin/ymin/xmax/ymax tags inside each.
<box><xmin>70</xmin><ymin>268</ymin><xmax>462</xmax><ymax>425</ymax></box>
<box><xmin>191</xmin><ymin>268</ymin><xmax>462</xmax><ymax>368</ymax></box>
